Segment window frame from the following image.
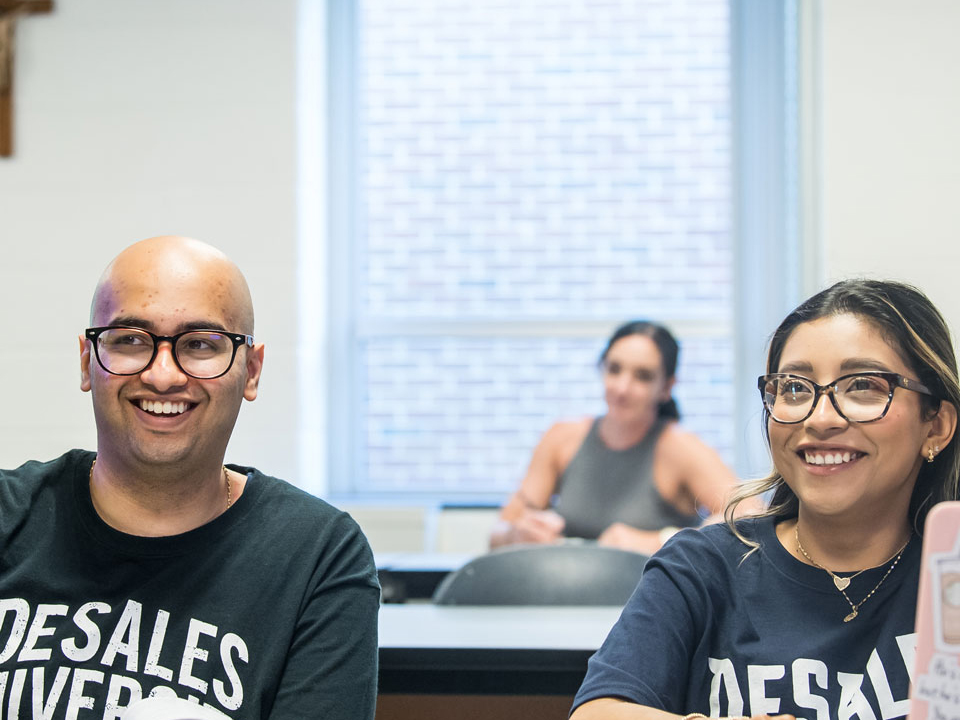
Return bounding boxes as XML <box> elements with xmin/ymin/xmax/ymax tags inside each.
<box><xmin>303</xmin><ymin>0</ymin><xmax>813</xmax><ymax>501</ymax></box>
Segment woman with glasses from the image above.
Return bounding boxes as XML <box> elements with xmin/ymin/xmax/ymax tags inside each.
<box><xmin>570</xmin><ymin>279</ymin><xmax>959</xmax><ymax>720</ymax></box>
<box><xmin>490</xmin><ymin>320</ymin><xmax>740</xmax><ymax>554</ymax></box>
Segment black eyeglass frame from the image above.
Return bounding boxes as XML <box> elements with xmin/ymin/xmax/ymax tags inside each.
<box><xmin>757</xmin><ymin>371</ymin><xmax>937</xmax><ymax>425</ymax></box>
<box><xmin>85</xmin><ymin>326</ymin><xmax>255</xmax><ymax>380</ymax></box>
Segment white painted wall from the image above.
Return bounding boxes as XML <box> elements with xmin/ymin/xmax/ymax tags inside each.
<box><xmin>815</xmin><ymin>0</ymin><xmax>960</xmax><ymax>332</ymax></box>
<box><xmin>0</xmin><ymin>0</ymin><xmax>302</xmax><ymax>482</ymax></box>
<box><xmin>2</xmin><ymin>1</ymin><xmax>958</xmax><ymax>550</ymax></box>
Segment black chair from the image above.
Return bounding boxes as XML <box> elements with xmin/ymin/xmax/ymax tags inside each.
<box><xmin>431</xmin><ymin>542</ymin><xmax>649</xmax><ymax>606</ymax></box>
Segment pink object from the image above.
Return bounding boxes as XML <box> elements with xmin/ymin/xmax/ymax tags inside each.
<box><xmin>909</xmin><ymin>501</ymin><xmax>960</xmax><ymax>720</ymax></box>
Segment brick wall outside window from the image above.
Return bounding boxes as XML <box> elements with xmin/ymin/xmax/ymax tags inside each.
<box><xmin>355</xmin><ymin>0</ymin><xmax>732</xmax><ymax>496</ymax></box>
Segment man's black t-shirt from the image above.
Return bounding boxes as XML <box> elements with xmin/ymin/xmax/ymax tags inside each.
<box><xmin>0</xmin><ymin>450</ymin><xmax>379</xmax><ymax>719</ymax></box>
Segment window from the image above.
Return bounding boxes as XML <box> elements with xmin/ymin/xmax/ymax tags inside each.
<box><xmin>319</xmin><ymin>0</ymin><xmax>802</xmax><ymax>500</ymax></box>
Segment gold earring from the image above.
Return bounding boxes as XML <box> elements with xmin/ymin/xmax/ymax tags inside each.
<box><xmin>927</xmin><ymin>446</ymin><xmax>936</xmax><ymax>463</ymax></box>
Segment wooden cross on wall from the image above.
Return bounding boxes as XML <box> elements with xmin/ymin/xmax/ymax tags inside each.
<box><xmin>0</xmin><ymin>0</ymin><xmax>53</xmax><ymax>157</ymax></box>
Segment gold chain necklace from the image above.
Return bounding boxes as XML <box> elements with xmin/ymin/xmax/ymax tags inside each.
<box><xmin>795</xmin><ymin>525</ymin><xmax>909</xmax><ymax>622</ymax></box>
<box><xmin>89</xmin><ymin>459</ymin><xmax>232</xmax><ymax>511</ymax></box>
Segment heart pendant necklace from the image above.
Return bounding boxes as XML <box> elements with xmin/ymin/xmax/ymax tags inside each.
<box><xmin>795</xmin><ymin>525</ymin><xmax>910</xmax><ymax>622</ymax></box>
<box><xmin>833</xmin><ymin>575</ymin><xmax>851</xmax><ymax>591</ymax></box>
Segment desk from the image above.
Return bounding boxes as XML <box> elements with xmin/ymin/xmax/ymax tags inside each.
<box><xmin>377</xmin><ymin>605</ymin><xmax>622</xmax><ymax>720</ymax></box>
<box><xmin>376</xmin><ymin>553</ymin><xmax>473</xmax><ymax>602</ymax></box>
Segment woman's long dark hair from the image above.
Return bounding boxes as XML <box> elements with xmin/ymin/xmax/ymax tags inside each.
<box><xmin>727</xmin><ymin>279</ymin><xmax>960</xmax><ymax>538</ymax></box>
<box><xmin>599</xmin><ymin>320</ymin><xmax>681</xmax><ymax>420</ymax></box>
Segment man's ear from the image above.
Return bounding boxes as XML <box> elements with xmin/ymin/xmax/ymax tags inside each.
<box><xmin>79</xmin><ymin>335</ymin><xmax>92</xmax><ymax>392</ymax></box>
<box><xmin>243</xmin><ymin>343</ymin><xmax>265</xmax><ymax>401</ymax></box>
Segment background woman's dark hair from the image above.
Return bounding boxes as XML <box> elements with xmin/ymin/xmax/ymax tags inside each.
<box><xmin>727</xmin><ymin>278</ymin><xmax>960</xmax><ymax>538</ymax></box>
<box><xmin>599</xmin><ymin>320</ymin><xmax>681</xmax><ymax>420</ymax></box>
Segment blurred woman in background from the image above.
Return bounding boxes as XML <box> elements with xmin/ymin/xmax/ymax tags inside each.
<box><xmin>490</xmin><ymin>320</ymin><xmax>741</xmax><ymax>554</ymax></box>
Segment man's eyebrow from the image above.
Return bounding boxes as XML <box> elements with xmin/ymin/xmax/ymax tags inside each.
<box><xmin>105</xmin><ymin>317</ymin><xmax>229</xmax><ymax>333</ymax></box>
<box><xmin>106</xmin><ymin>315</ymin><xmax>152</xmax><ymax>330</ymax></box>
<box><xmin>179</xmin><ymin>320</ymin><xmax>229</xmax><ymax>333</ymax></box>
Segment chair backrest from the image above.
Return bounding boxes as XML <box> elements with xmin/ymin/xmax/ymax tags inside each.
<box><xmin>431</xmin><ymin>542</ymin><xmax>649</xmax><ymax>606</ymax></box>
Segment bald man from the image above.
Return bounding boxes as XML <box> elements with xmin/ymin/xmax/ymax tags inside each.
<box><xmin>0</xmin><ymin>237</ymin><xmax>379</xmax><ymax>719</ymax></box>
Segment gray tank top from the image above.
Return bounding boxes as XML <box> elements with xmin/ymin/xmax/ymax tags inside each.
<box><xmin>553</xmin><ymin>417</ymin><xmax>701</xmax><ymax>539</ymax></box>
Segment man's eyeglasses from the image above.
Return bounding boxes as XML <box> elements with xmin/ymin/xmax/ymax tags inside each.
<box><xmin>85</xmin><ymin>327</ymin><xmax>254</xmax><ymax>380</ymax></box>
<box><xmin>758</xmin><ymin>371</ymin><xmax>936</xmax><ymax>424</ymax></box>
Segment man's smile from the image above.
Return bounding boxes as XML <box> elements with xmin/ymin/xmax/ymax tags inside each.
<box><xmin>136</xmin><ymin>399</ymin><xmax>195</xmax><ymax>416</ymax></box>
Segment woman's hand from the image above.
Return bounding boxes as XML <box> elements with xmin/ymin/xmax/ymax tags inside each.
<box><xmin>506</xmin><ymin>507</ymin><xmax>566</xmax><ymax>544</ymax></box>
<box><xmin>597</xmin><ymin>522</ymin><xmax>662</xmax><ymax>553</ymax></box>
<box><xmin>490</xmin><ymin>506</ymin><xmax>565</xmax><ymax>547</ymax></box>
